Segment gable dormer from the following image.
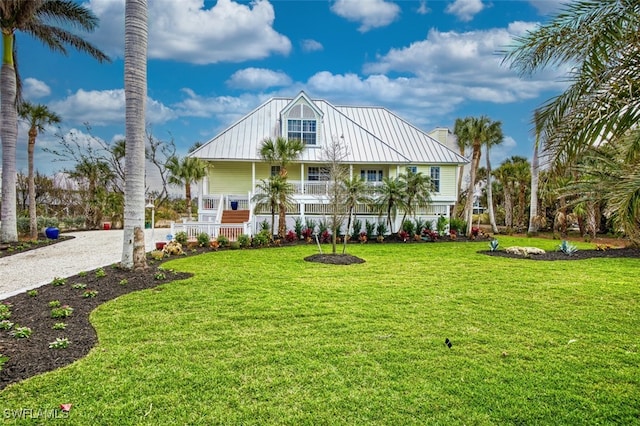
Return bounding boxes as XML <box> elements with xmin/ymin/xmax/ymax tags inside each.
<box><xmin>280</xmin><ymin>91</ymin><xmax>324</xmax><ymax>147</ymax></box>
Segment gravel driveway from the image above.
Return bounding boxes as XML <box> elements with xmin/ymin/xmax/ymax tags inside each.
<box><xmin>0</xmin><ymin>229</ymin><xmax>161</xmax><ymax>299</ymax></box>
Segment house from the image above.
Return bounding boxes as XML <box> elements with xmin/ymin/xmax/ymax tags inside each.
<box><xmin>179</xmin><ymin>91</ymin><xmax>467</xmax><ymax>240</ymax></box>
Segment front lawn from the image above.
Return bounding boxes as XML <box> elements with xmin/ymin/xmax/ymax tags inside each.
<box><xmin>1</xmin><ymin>237</ymin><xmax>638</xmax><ymax>424</ymax></box>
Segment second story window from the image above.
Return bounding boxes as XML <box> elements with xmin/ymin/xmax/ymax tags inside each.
<box><xmin>360</xmin><ymin>169</ymin><xmax>383</xmax><ymax>182</ymax></box>
<box><xmin>430</xmin><ymin>166</ymin><xmax>440</xmax><ymax>193</ymax></box>
<box><xmin>288</xmin><ymin>119</ymin><xmax>316</xmax><ymax>145</ymax></box>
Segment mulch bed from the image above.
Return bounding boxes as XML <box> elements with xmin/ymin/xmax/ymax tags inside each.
<box><xmin>0</xmin><ymin>235</ymin><xmax>74</xmax><ymax>258</ymax></box>
<box><xmin>0</xmin><ymin>254</ymin><xmax>193</xmax><ymax>390</ymax></box>
<box><xmin>482</xmin><ymin>247</ymin><xmax>640</xmax><ymax>261</ymax></box>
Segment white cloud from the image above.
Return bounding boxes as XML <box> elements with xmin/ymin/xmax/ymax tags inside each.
<box><xmin>417</xmin><ymin>0</ymin><xmax>430</xmax><ymax>15</ymax></box>
<box><xmin>85</xmin><ymin>0</ymin><xmax>291</xmax><ymax>64</ymax></box>
<box><xmin>23</xmin><ymin>78</ymin><xmax>51</xmax><ymax>99</ymax></box>
<box><xmin>330</xmin><ymin>0</ymin><xmax>401</xmax><ymax>32</ymax></box>
<box><xmin>362</xmin><ymin>25</ymin><xmax>566</xmax><ymax>104</ymax></box>
<box><xmin>301</xmin><ymin>39</ymin><xmax>324</xmax><ymax>53</ymax></box>
<box><xmin>445</xmin><ymin>0</ymin><xmax>484</xmax><ymax>22</ymax></box>
<box><xmin>528</xmin><ymin>0</ymin><xmax>565</xmax><ymax>15</ymax></box>
<box><xmin>173</xmin><ymin>90</ymin><xmax>266</xmax><ymax>126</ymax></box>
<box><xmin>227</xmin><ymin>68</ymin><xmax>292</xmax><ymax>90</ymax></box>
<box><xmin>49</xmin><ymin>89</ymin><xmax>175</xmax><ymax>126</ymax></box>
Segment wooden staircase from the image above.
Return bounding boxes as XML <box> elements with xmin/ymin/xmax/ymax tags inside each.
<box><xmin>221</xmin><ymin>209</ymin><xmax>250</xmax><ymax>224</ymax></box>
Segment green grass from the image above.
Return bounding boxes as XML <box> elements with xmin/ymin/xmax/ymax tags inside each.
<box><xmin>1</xmin><ymin>237</ymin><xmax>639</xmax><ymax>425</ymax></box>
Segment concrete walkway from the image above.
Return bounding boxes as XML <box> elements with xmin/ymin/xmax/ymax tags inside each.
<box><xmin>0</xmin><ymin>229</ymin><xmax>162</xmax><ymax>300</ymax></box>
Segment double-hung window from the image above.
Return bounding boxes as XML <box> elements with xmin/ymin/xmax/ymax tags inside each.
<box><xmin>430</xmin><ymin>166</ymin><xmax>440</xmax><ymax>193</ymax></box>
<box><xmin>288</xmin><ymin>119</ymin><xmax>316</xmax><ymax>145</ymax></box>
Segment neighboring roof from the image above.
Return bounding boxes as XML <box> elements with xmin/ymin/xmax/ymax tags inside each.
<box><xmin>190</xmin><ymin>92</ymin><xmax>467</xmax><ymax>165</ymax></box>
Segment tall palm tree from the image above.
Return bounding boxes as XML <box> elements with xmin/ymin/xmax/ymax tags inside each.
<box><xmin>528</xmin><ymin>116</ymin><xmax>543</xmax><ymax>235</ymax></box>
<box><xmin>493</xmin><ymin>159</ymin><xmax>516</xmax><ymax>230</ymax></box>
<box><xmin>374</xmin><ymin>176</ymin><xmax>407</xmax><ymax>234</ymax></box>
<box><xmin>509</xmin><ymin>156</ymin><xmax>531</xmax><ymax>231</ymax></box>
<box><xmin>454</xmin><ymin>116</ymin><xmax>495</xmax><ymax>237</ymax></box>
<box><xmin>505</xmin><ymin>0</ymin><xmax>640</xmax><ymax>239</ymax></box>
<box><xmin>399</xmin><ymin>168</ymin><xmax>431</xmax><ymax>225</ymax></box>
<box><xmin>0</xmin><ymin>0</ymin><xmax>109</xmax><ymax>242</ymax></box>
<box><xmin>121</xmin><ymin>0</ymin><xmax>148</xmax><ymax>270</ymax></box>
<box><xmin>18</xmin><ymin>101</ymin><xmax>60</xmax><ymax>240</ymax></box>
<box><xmin>167</xmin><ymin>156</ymin><xmax>207</xmax><ymax>221</ymax></box>
<box><xmin>453</xmin><ymin>118</ymin><xmax>471</xmax><ymax>214</ymax></box>
<box><xmin>483</xmin><ymin>121</ymin><xmax>503</xmax><ymax>234</ymax></box>
<box><xmin>258</xmin><ymin>136</ymin><xmax>304</xmax><ymax>236</ymax></box>
<box><xmin>259</xmin><ymin>136</ymin><xmax>305</xmax><ymax>178</ymax></box>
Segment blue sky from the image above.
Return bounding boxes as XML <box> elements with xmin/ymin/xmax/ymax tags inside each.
<box><xmin>15</xmin><ymin>0</ymin><xmax>568</xmax><ymax>177</ymax></box>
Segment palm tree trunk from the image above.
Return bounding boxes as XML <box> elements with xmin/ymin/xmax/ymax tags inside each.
<box><xmin>1</xmin><ymin>33</ymin><xmax>18</xmax><ymax>242</ymax></box>
<box><xmin>504</xmin><ymin>185</ymin><xmax>513</xmax><ymax>229</ymax></box>
<box><xmin>528</xmin><ymin>142</ymin><xmax>540</xmax><ymax>235</ymax></box>
<box><xmin>28</xmin><ymin>127</ymin><xmax>37</xmax><ymax>240</ymax></box>
<box><xmin>121</xmin><ymin>0</ymin><xmax>148</xmax><ymax>270</ymax></box>
<box><xmin>278</xmin><ymin>202</ymin><xmax>286</xmax><ymax>238</ymax></box>
<box><xmin>185</xmin><ymin>183</ymin><xmax>192</xmax><ymax>220</ymax></box>
<box><xmin>464</xmin><ymin>146</ymin><xmax>481</xmax><ymax>237</ymax></box>
<box><xmin>486</xmin><ymin>147</ymin><xmax>498</xmax><ymax>234</ymax></box>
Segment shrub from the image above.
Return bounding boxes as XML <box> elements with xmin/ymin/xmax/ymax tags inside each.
<box><xmin>150</xmin><ymin>250</ymin><xmax>165</xmax><ymax>260</ymax></box>
<box><xmin>351</xmin><ymin>218</ymin><xmax>363</xmax><ymax>240</ymax></box>
<box><xmin>449</xmin><ymin>217</ymin><xmax>466</xmax><ymax>234</ymax></box>
<box><xmin>558</xmin><ymin>240</ymin><xmax>578</xmax><ymax>256</ymax></box>
<box><xmin>320</xmin><ymin>230</ymin><xmax>332</xmax><ymax>243</ymax></box>
<box><xmin>471</xmin><ymin>227</ymin><xmax>481</xmax><ymax>238</ymax></box>
<box><xmin>489</xmin><ymin>239</ymin><xmax>499</xmax><ymax>252</ymax></box>
<box><xmin>301</xmin><ymin>227</ymin><xmax>313</xmax><ymax>240</ymax></box>
<box><xmin>52</xmin><ymin>322</ymin><xmax>67</xmax><ymax>330</ymax></box>
<box><xmin>11</xmin><ymin>326</ymin><xmax>32</xmax><ymax>338</ymax></box>
<box><xmin>197</xmin><ymin>232</ymin><xmax>211</xmax><ymax>247</ymax></box>
<box><xmin>174</xmin><ymin>231</ymin><xmax>188</xmax><ymax>245</ymax></box>
<box><xmin>305</xmin><ymin>219</ymin><xmax>317</xmax><ymax>234</ymax></box>
<box><xmin>402</xmin><ymin>220</ymin><xmax>415</xmax><ymax>236</ymax></box>
<box><xmin>51</xmin><ymin>305</ymin><xmax>73</xmax><ymax>319</ymax></box>
<box><xmin>0</xmin><ymin>303</ymin><xmax>11</xmax><ymax>320</ymax></box>
<box><xmin>413</xmin><ymin>218</ymin><xmax>426</xmax><ymax>235</ymax></box>
<box><xmin>49</xmin><ymin>300</ymin><xmax>61</xmax><ymax>308</ymax></box>
<box><xmin>318</xmin><ymin>220</ymin><xmax>328</xmax><ymax>235</ymax></box>
<box><xmin>95</xmin><ymin>268</ymin><xmax>106</xmax><ymax>278</ymax></box>
<box><xmin>252</xmin><ymin>230</ymin><xmax>270</xmax><ymax>247</ymax></box>
<box><xmin>0</xmin><ymin>354</ymin><xmax>8</xmax><ymax>371</ymax></box>
<box><xmin>27</xmin><ymin>289</ymin><xmax>37</xmax><ymax>297</ymax></box>
<box><xmin>285</xmin><ymin>230</ymin><xmax>297</xmax><ymax>243</ymax></box>
<box><xmin>216</xmin><ymin>235</ymin><xmax>229</xmax><ymax>247</ymax></box>
<box><xmin>49</xmin><ymin>337</ymin><xmax>70</xmax><ymax>349</ymax></box>
<box><xmin>376</xmin><ymin>222</ymin><xmax>388</xmax><ymax>237</ymax></box>
<box><xmin>229</xmin><ymin>241</ymin><xmax>241</xmax><ymax>250</ymax></box>
<box><xmin>365</xmin><ymin>220</ymin><xmax>376</xmax><ymax>240</ymax></box>
<box><xmin>437</xmin><ymin>216</ymin><xmax>448</xmax><ymax>236</ymax></box>
<box><xmin>398</xmin><ymin>230</ymin><xmax>409</xmax><ymax>241</ymax></box>
<box><xmin>294</xmin><ymin>217</ymin><xmax>304</xmax><ymax>239</ymax></box>
<box><xmin>51</xmin><ymin>277</ymin><xmax>67</xmax><ymax>286</ymax></box>
<box><xmin>0</xmin><ymin>320</ymin><xmax>14</xmax><ymax>330</ymax></box>
<box><xmin>237</xmin><ymin>234</ymin><xmax>251</xmax><ymax>248</ymax></box>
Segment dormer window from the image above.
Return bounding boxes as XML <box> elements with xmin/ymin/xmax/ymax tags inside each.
<box><xmin>284</xmin><ymin>102</ymin><xmax>319</xmax><ymax>146</ymax></box>
<box><xmin>288</xmin><ymin>119</ymin><xmax>316</xmax><ymax>145</ymax></box>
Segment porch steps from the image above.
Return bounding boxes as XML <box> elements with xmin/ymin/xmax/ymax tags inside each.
<box><xmin>221</xmin><ymin>209</ymin><xmax>250</xmax><ymax>224</ymax></box>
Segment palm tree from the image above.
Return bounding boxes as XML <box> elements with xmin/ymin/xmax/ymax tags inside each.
<box><xmin>18</xmin><ymin>102</ymin><xmax>60</xmax><ymax>240</ymax></box>
<box><xmin>342</xmin><ymin>176</ymin><xmax>370</xmax><ymax>253</ymax></box>
<box><xmin>453</xmin><ymin>118</ymin><xmax>471</xmax><ymax>215</ymax></box>
<box><xmin>483</xmin><ymin>120</ymin><xmax>503</xmax><ymax>234</ymax></box>
<box><xmin>399</xmin><ymin>168</ymin><xmax>431</xmax><ymax>225</ymax></box>
<box><xmin>259</xmin><ymin>136</ymin><xmax>305</xmax><ymax>178</ymax></box>
<box><xmin>121</xmin><ymin>0</ymin><xmax>148</xmax><ymax>270</ymax></box>
<box><xmin>509</xmin><ymin>156</ymin><xmax>531</xmax><ymax>231</ymax></box>
<box><xmin>0</xmin><ymin>0</ymin><xmax>109</xmax><ymax>242</ymax></box>
<box><xmin>528</xmin><ymin>117</ymin><xmax>543</xmax><ymax>235</ymax></box>
<box><xmin>454</xmin><ymin>116</ymin><xmax>496</xmax><ymax>237</ymax></box>
<box><xmin>493</xmin><ymin>159</ymin><xmax>516</xmax><ymax>230</ymax></box>
<box><xmin>258</xmin><ymin>136</ymin><xmax>304</xmax><ymax>236</ymax></box>
<box><xmin>252</xmin><ymin>176</ymin><xmax>289</xmax><ymax>238</ymax></box>
<box><xmin>505</xmin><ymin>0</ymin><xmax>640</xmax><ymax>239</ymax></box>
<box><xmin>167</xmin><ymin>156</ymin><xmax>207</xmax><ymax>220</ymax></box>
<box><xmin>374</xmin><ymin>176</ymin><xmax>407</xmax><ymax>234</ymax></box>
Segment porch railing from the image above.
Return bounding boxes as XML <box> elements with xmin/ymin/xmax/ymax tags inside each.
<box><xmin>170</xmin><ymin>221</ymin><xmax>251</xmax><ymax>242</ymax></box>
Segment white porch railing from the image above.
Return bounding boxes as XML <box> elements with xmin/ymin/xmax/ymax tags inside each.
<box><xmin>170</xmin><ymin>221</ymin><xmax>251</xmax><ymax>242</ymax></box>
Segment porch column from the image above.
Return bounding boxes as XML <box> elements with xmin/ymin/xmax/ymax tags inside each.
<box><xmin>252</xmin><ymin>162</ymin><xmax>256</xmax><ymax>191</ymax></box>
<box><xmin>349</xmin><ymin>164</ymin><xmax>353</xmax><ymax>179</ymax></box>
<box><xmin>300</xmin><ymin>163</ymin><xmax>305</xmax><ymax>194</ymax></box>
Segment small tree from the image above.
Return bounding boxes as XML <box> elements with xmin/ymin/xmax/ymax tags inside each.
<box><xmin>322</xmin><ymin>137</ymin><xmax>350</xmax><ymax>254</ymax></box>
<box><xmin>167</xmin><ymin>155</ymin><xmax>207</xmax><ymax>220</ymax></box>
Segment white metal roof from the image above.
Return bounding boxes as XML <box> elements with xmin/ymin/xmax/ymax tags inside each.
<box><xmin>190</xmin><ymin>92</ymin><xmax>467</xmax><ymax>165</ymax></box>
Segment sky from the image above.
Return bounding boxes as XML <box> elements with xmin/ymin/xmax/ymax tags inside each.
<box><xmin>14</xmin><ymin>0</ymin><xmax>570</xmax><ymax>179</ymax></box>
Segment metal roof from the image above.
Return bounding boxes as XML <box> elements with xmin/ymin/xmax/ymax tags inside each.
<box><xmin>190</xmin><ymin>92</ymin><xmax>467</xmax><ymax>165</ymax></box>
